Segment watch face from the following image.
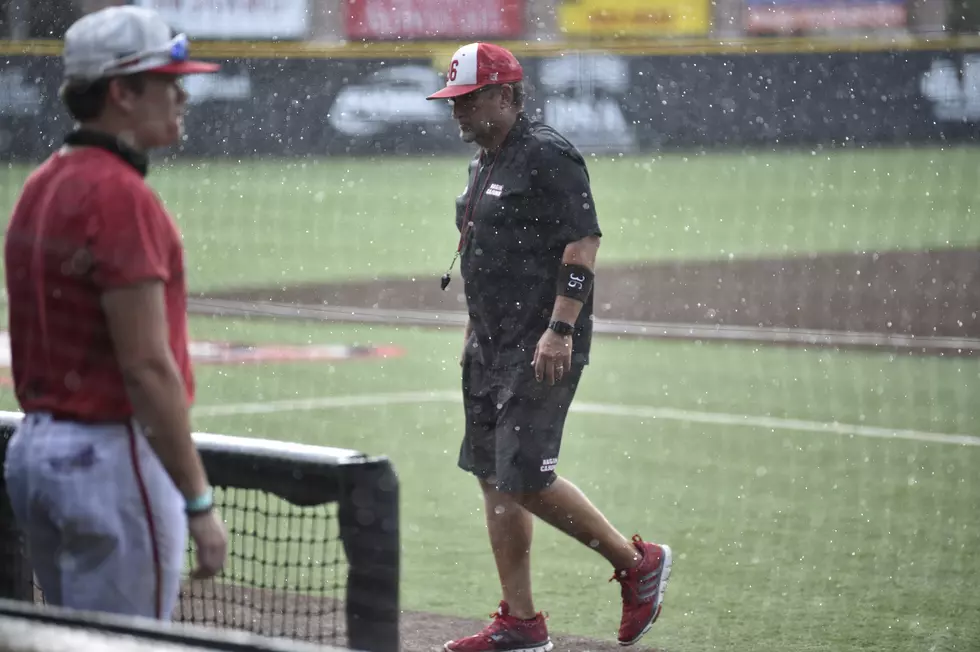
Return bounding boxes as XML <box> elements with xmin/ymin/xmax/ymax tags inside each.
<box><xmin>551</xmin><ymin>321</ymin><xmax>573</xmax><ymax>335</ymax></box>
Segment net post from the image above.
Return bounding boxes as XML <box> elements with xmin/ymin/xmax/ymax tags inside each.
<box><xmin>0</xmin><ymin>418</ymin><xmax>34</xmax><ymax>602</ymax></box>
<box><xmin>339</xmin><ymin>457</ymin><xmax>400</xmax><ymax>652</ymax></box>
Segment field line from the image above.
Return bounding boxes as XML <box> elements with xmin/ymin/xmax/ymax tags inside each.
<box><xmin>570</xmin><ymin>402</ymin><xmax>980</xmax><ymax>447</ymax></box>
<box><xmin>193</xmin><ymin>390</ymin><xmax>460</xmax><ymax>417</ymax></box>
<box><xmin>193</xmin><ymin>390</ymin><xmax>980</xmax><ymax>447</ymax></box>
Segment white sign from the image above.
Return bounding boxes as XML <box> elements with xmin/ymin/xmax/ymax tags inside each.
<box><xmin>920</xmin><ymin>54</ymin><xmax>980</xmax><ymax>123</ymax></box>
<box><xmin>328</xmin><ymin>65</ymin><xmax>446</xmax><ymax>137</ymax></box>
<box><xmin>538</xmin><ymin>53</ymin><xmax>638</xmax><ymax>154</ymax></box>
<box><xmin>182</xmin><ymin>71</ymin><xmax>252</xmax><ymax>104</ymax></box>
<box><xmin>134</xmin><ymin>0</ymin><xmax>311</xmax><ymax>39</ymax></box>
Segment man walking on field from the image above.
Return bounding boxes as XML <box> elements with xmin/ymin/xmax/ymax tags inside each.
<box><xmin>3</xmin><ymin>5</ymin><xmax>227</xmax><ymax>620</ymax></box>
<box><xmin>427</xmin><ymin>43</ymin><xmax>673</xmax><ymax>651</ymax></box>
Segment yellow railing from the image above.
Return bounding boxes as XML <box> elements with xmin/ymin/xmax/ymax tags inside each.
<box><xmin>1</xmin><ymin>34</ymin><xmax>978</xmax><ymax>59</ymax></box>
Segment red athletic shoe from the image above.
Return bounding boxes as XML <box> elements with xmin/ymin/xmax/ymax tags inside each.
<box><xmin>444</xmin><ymin>601</ymin><xmax>554</xmax><ymax>652</ymax></box>
<box><xmin>612</xmin><ymin>535</ymin><xmax>673</xmax><ymax>646</ymax></box>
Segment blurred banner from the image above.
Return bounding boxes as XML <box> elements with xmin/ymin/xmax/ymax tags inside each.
<box><xmin>132</xmin><ymin>0</ymin><xmax>312</xmax><ymax>39</ymax></box>
<box><xmin>556</xmin><ymin>0</ymin><xmax>711</xmax><ymax>38</ymax></box>
<box><xmin>743</xmin><ymin>0</ymin><xmax>907</xmax><ymax>34</ymax></box>
<box><xmin>344</xmin><ymin>0</ymin><xmax>525</xmax><ymax>40</ymax></box>
<box><xmin>2</xmin><ymin>49</ymin><xmax>978</xmax><ymax>162</ymax></box>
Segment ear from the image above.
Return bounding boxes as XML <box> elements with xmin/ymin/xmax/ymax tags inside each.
<box><xmin>106</xmin><ymin>77</ymin><xmax>138</xmax><ymax>113</ymax></box>
<box><xmin>498</xmin><ymin>84</ymin><xmax>515</xmax><ymax>109</ymax></box>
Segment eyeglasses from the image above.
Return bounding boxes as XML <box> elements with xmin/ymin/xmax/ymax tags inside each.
<box><xmin>447</xmin><ymin>85</ymin><xmax>499</xmax><ymax>108</ymax></box>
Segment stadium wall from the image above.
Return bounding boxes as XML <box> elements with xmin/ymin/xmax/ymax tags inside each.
<box><xmin>1</xmin><ymin>42</ymin><xmax>979</xmax><ymax>161</ymax></box>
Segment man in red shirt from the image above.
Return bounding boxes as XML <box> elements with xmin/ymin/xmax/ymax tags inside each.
<box><xmin>2</xmin><ymin>5</ymin><xmax>227</xmax><ymax>620</ymax></box>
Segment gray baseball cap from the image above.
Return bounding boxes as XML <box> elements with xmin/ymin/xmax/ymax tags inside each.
<box><xmin>63</xmin><ymin>5</ymin><xmax>219</xmax><ymax>82</ymax></box>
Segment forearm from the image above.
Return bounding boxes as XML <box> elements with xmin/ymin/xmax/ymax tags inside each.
<box><xmin>123</xmin><ymin>359</ymin><xmax>209</xmax><ymax>500</ymax></box>
<box><xmin>550</xmin><ymin>235</ymin><xmax>599</xmax><ymax>326</ymax></box>
<box><xmin>550</xmin><ymin>295</ymin><xmax>585</xmax><ymax>325</ymax></box>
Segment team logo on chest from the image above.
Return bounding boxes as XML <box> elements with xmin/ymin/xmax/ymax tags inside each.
<box><xmin>485</xmin><ymin>183</ymin><xmax>504</xmax><ymax>197</ymax></box>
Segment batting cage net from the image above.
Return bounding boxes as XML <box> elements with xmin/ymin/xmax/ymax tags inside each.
<box><xmin>0</xmin><ymin>413</ymin><xmax>399</xmax><ymax>652</ymax></box>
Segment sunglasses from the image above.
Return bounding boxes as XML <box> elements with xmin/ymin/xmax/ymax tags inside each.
<box><xmin>167</xmin><ymin>33</ymin><xmax>190</xmax><ymax>62</ymax></box>
<box><xmin>103</xmin><ymin>33</ymin><xmax>190</xmax><ymax>75</ymax></box>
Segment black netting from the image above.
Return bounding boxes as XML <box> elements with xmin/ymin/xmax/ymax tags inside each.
<box><xmin>177</xmin><ymin>486</ymin><xmax>345</xmax><ymax>644</ymax></box>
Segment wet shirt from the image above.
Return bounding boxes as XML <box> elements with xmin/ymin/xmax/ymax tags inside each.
<box><xmin>4</xmin><ymin>147</ymin><xmax>195</xmax><ymax>422</ymax></box>
<box><xmin>456</xmin><ymin>112</ymin><xmax>602</xmax><ymax>372</ymax></box>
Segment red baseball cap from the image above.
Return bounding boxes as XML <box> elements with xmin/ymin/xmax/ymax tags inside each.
<box><xmin>426</xmin><ymin>42</ymin><xmax>524</xmax><ymax>100</ymax></box>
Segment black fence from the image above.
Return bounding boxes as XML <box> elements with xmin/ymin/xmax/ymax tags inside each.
<box><xmin>1</xmin><ymin>47</ymin><xmax>978</xmax><ymax>161</ymax></box>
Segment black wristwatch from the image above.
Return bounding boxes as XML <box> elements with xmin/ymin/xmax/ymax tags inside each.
<box><xmin>548</xmin><ymin>320</ymin><xmax>575</xmax><ymax>336</ymax></box>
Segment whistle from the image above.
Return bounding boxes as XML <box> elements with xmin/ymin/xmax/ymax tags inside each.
<box><xmin>440</xmin><ymin>274</ymin><xmax>451</xmax><ymax>290</ymax></box>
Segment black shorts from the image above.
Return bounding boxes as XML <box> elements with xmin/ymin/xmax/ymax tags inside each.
<box><xmin>458</xmin><ymin>355</ymin><xmax>584</xmax><ymax>494</ymax></box>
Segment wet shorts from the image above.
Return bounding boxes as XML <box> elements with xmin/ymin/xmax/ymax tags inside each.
<box><xmin>458</xmin><ymin>355</ymin><xmax>584</xmax><ymax>494</ymax></box>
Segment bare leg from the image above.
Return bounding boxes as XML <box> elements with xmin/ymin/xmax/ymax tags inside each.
<box><xmin>480</xmin><ymin>478</ymin><xmax>537</xmax><ymax>620</ymax></box>
<box><xmin>520</xmin><ymin>476</ymin><xmax>640</xmax><ymax>571</ymax></box>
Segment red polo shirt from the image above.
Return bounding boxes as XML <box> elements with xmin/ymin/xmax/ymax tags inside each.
<box><xmin>3</xmin><ymin>147</ymin><xmax>195</xmax><ymax>422</ymax></box>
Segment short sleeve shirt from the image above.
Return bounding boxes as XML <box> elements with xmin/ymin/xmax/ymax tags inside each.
<box><xmin>456</xmin><ymin>112</ymin><xmax>602</xmax><ymax>372</ymax></box>
<box><xmin>3</xmin><ymin>146</ymin><xmax>194</xmax><ymax>422</ymax></box>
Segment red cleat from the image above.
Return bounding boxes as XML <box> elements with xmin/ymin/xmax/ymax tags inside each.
<box><xmin>612</xmin><ymin>535</ymin><xmax>673</xmax><ymax>646</ymax></box>
<box><xmin>444</xmin><ymin>601</ymin><xmax>554</xmax><ymax>652</ymax></box>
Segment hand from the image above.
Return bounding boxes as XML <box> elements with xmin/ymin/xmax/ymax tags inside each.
<box><xmin>187</xmin><ymin>509</ymin><xmax>228</xmax><ymax>580</ymax></box>
<box><xmin>533</xmin><ymin>329</ymin><xmax>573</xmax><ymax>385</ymax></box>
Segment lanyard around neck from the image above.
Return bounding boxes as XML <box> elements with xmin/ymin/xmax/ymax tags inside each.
<box><xmin>441</xmin><ymin>149</ymin><xmax>501</xmax><ymax>290</ymax></box>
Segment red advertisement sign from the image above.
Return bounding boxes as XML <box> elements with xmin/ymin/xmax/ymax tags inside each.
<box><xmin>743</xmin><ymin>0</ymin><xmax>906</xmax><ymax>34</ymax></box>
<box><xmin>345</xmin><ymin>0</ymin><xmax>525</xmax><ymax>40</ymax></box>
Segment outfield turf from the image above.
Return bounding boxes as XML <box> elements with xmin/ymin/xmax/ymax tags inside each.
<box><xmin>2</xmin><ymin>145</ymin><xmax>979</xmax><ymax>292</ymax></box>
<box><xmin>3</xmin><ymin>315</ymin><xmax>975</xmax><ymax>651</ymax></box>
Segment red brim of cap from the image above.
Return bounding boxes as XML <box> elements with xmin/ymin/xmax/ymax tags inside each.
<box><xmin>150</xmin><ymin>61</ymin><xmax>221</xmax><ymax>75</ymax></box>
<box><xmin>426</xmin><ymin>83</ymin><xmax>487</xmax><ymax>100</ymax></box>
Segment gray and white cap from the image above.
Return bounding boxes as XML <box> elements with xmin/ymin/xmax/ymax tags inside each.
<box><xmin>63</xmin><ymin>5</ymin><xmax>219</xmax><ymax>82</ymax></box>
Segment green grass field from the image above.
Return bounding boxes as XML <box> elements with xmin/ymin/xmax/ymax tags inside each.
<box><xmin>1</xmin><ymin>146</ymin><xmax>979</xmax><ymax>651</ymax></box>
<box><xmin>3</xmin><ymin>146</ymin><xmax>980</xmax><ymax>292</ymax></box>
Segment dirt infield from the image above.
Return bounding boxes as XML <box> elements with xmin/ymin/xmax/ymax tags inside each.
<box><xmin>205</xmin><ymin>248</ymin><xmax>980</xmax><ymax>345</ymax></box>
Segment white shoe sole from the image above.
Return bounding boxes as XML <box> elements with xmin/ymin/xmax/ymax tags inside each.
<box><xmin>619</xmin><ymin>543</ymin><xmax>673</xmax><ymax>647</ymax></box>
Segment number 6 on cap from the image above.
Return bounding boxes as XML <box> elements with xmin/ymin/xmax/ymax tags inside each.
<box><xmin>426</xmin><ymin>43</ymin><xmax>524</xmax><ymax>100</ymax></box>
